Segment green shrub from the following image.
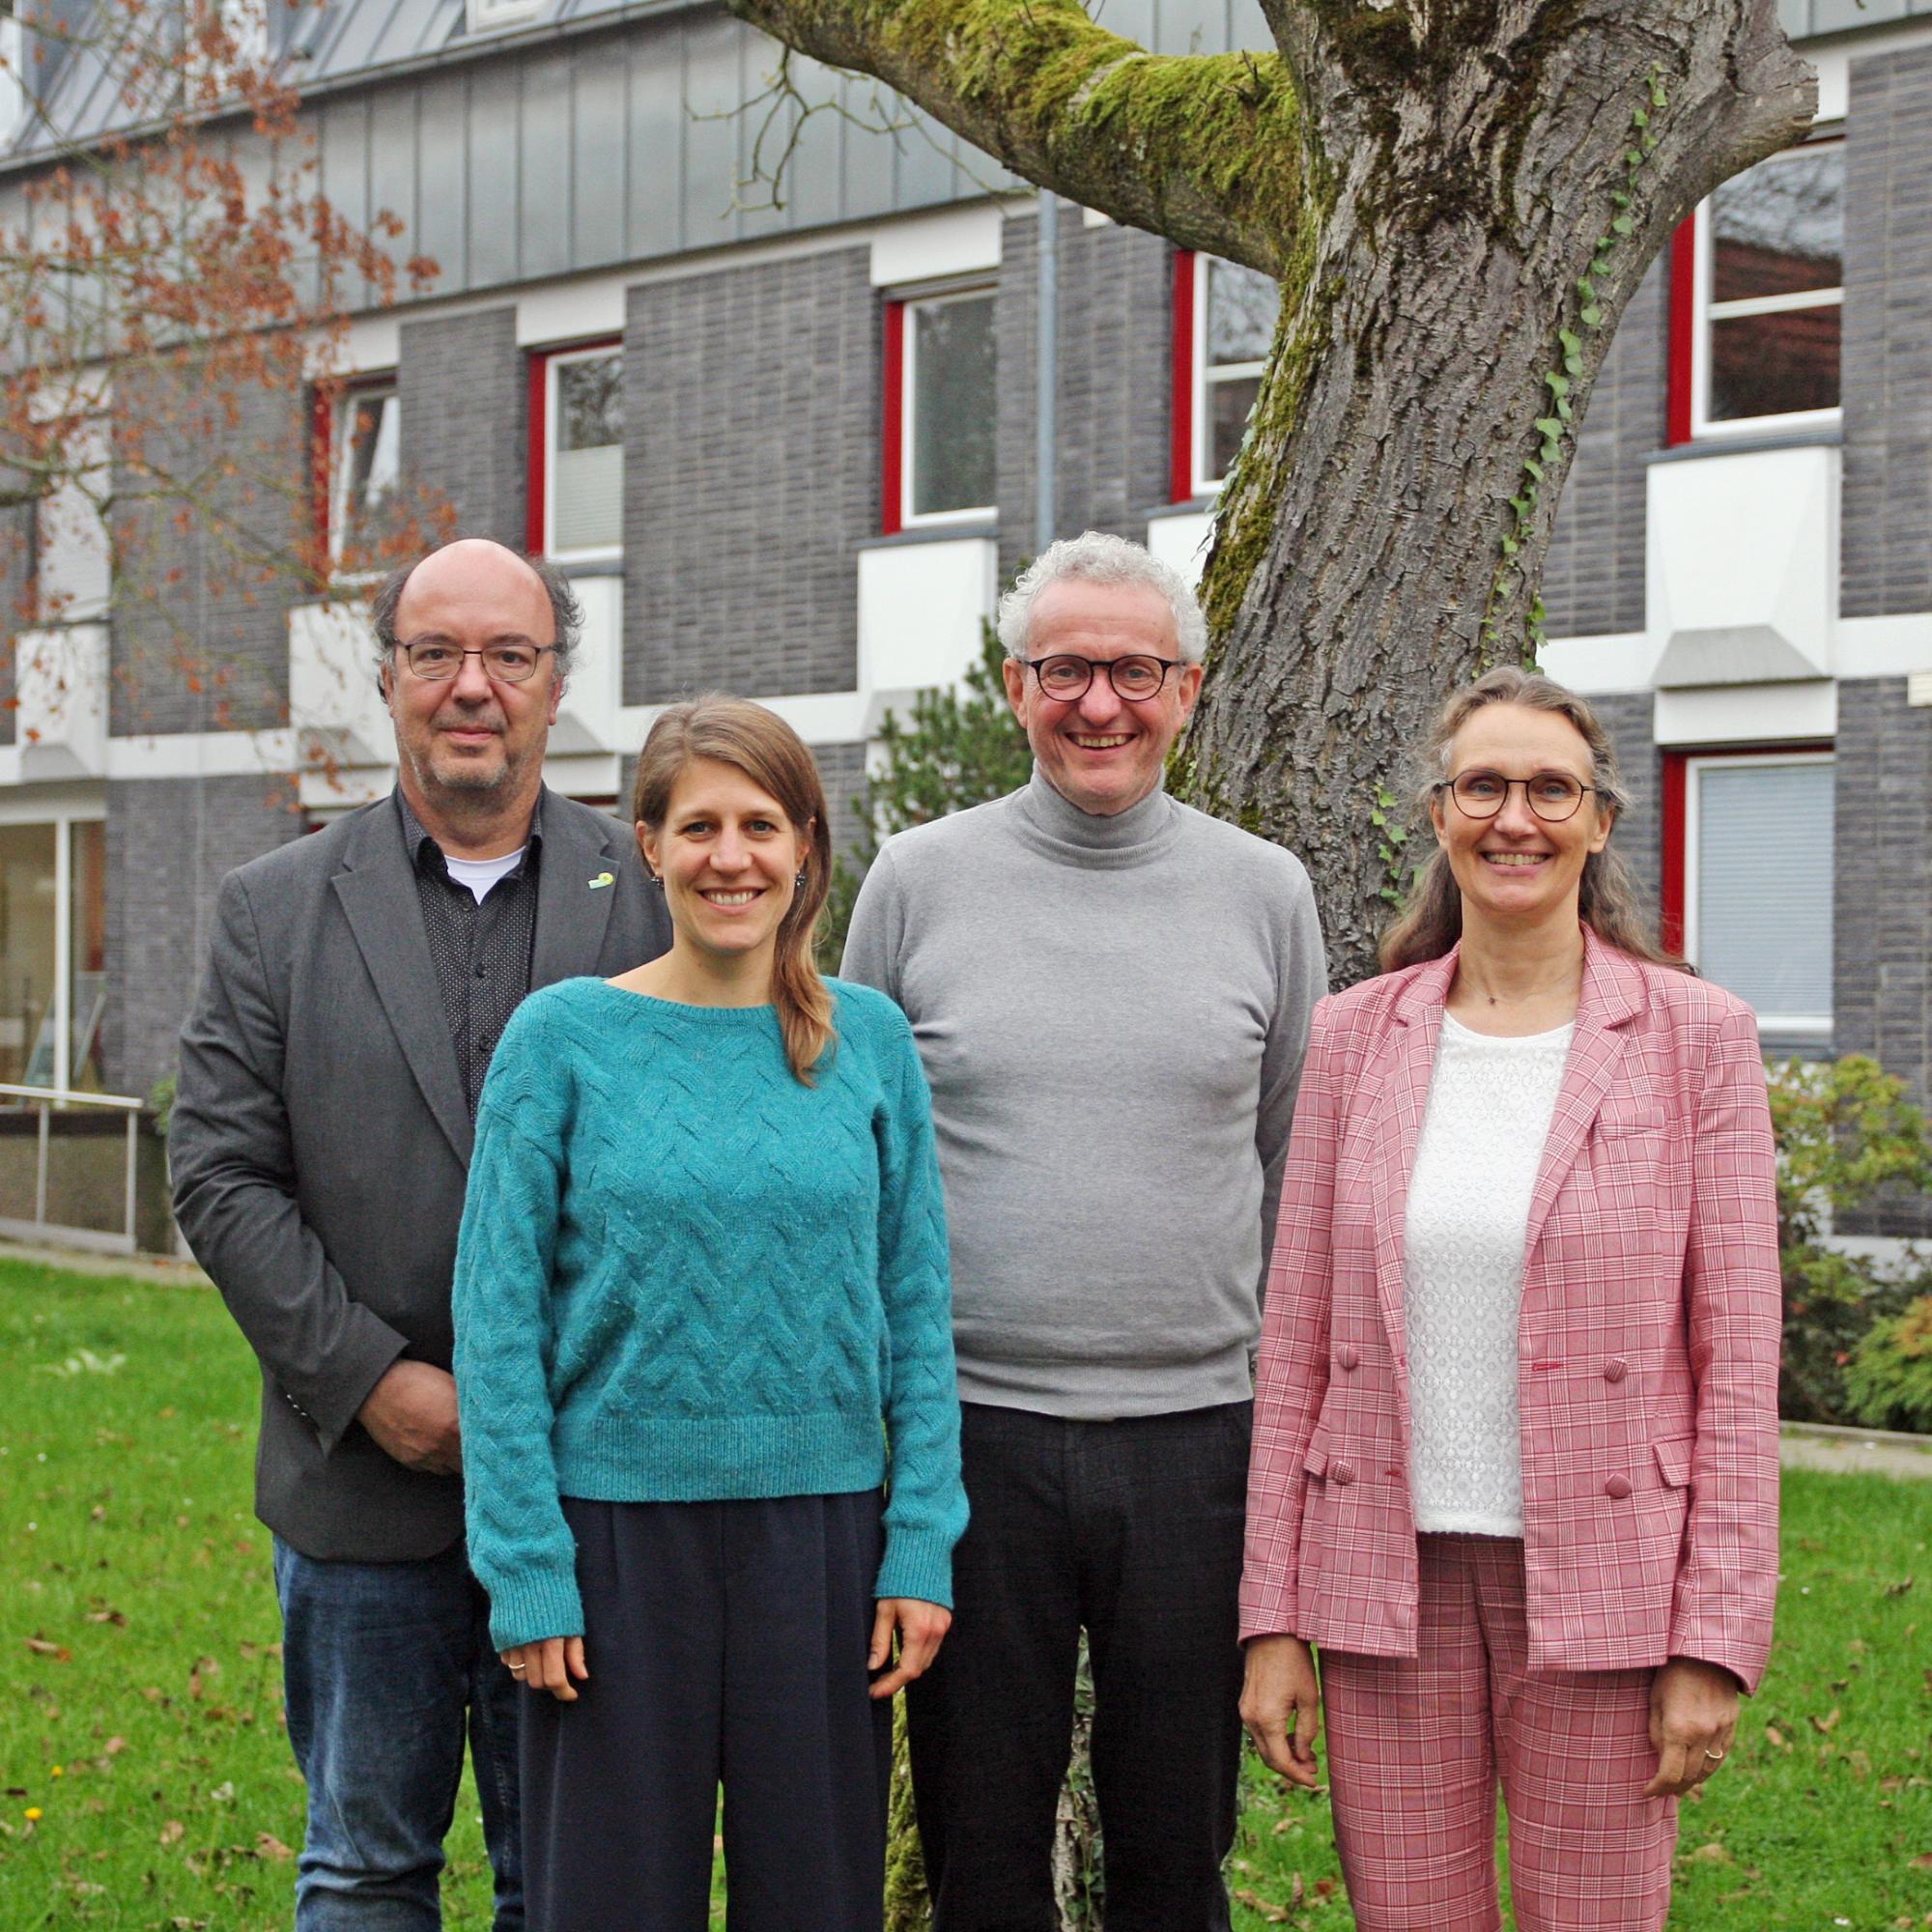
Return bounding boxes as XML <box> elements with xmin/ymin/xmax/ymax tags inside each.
<box><xmin>1843</xmin><ymin>1293</ymin><xmax>1932</xmax><ymax>1434</ymax></box>
<box><xmin>1768</xmin><ymin>1055</ymin><xmax>1932</xmax><ymax>1424</ymax></box>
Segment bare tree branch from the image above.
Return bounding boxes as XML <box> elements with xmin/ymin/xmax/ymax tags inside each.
<box><xmin>720</xmin><ymin>0</ymin><xmax>1306</xmax><ymax>275</ymax></box>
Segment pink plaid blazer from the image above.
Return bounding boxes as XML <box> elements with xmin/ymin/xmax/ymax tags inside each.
<box><xmin>1241</xmin><ymin>929</ymin><xmax>1781</xmax><ymax>1693</ymax></box>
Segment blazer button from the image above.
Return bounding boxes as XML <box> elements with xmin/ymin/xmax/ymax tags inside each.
<box><xmin>1604</xmin><ymin>1474</ymin><xmax>1633</xmax><ymax>1500</ymax></box>
<box><xmin>1603</xmin><ymin>1358</ymin><xmax>1629</xmax><ymax>1382</ymax></box>
<box><xmin>1330</xmin><ymin>1462</ymin><xmax>1356</xmax><ymax>1487</ymax></box>
<box><xmin>1336</xmin><ymin>1345</ymin><xmax>1361</xmax><ymax>1372</ymax></box>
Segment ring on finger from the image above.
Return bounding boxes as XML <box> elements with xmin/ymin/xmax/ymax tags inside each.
<box><xmin>1703</xmin><ymin>1747</ymin><xmax>1725</xmax><ymax>1761</ymax></box>
<box><xmin>507</xmin><ymin>1663</ymin><xmax>526</xmax><ymax>1675</ymax></box>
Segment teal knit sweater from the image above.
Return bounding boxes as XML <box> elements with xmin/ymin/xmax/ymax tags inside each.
<box><xmin>451</xmin><ymin>976</ymin><xmax>967</xmax><ymax>1651</ymax></box>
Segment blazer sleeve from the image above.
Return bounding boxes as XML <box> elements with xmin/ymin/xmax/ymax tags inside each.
<box><xmin>1240</xmin><ymin>996</ymin><xmax>1345</xmax><ymax>1642</ymax></box>
<box><xmin>1670</xmin><ymin>1000</ymin><xmax>1783</xmax><ymax>1693</ymax></box>
<box><xmin>451</xmin><ymin>1004</ymin><xmax>582</xmax><ymax>1653</ymax></box>
<box><xmin>870</xmin><ymin>1009</ymin><xmax>969</xmax><ymax>1608</ymax></box>
<box><xmin>171</xmin><ymin>869</ymin><xmax>408</xmax><ymax>1455</ymax></box>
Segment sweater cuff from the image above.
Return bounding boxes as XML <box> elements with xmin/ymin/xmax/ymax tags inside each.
<box><xmin>483</xmin><ymin>1565</ymin><xmax>585</xmax><ymax>1654</ymax></box>
<box><xmin>875</xmin><ymin>1526</ymin><xmax>954</xmax><ymax>1611</ymax></box>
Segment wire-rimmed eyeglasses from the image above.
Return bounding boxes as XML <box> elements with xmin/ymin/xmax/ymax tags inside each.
<box><xmin>395</xmin><ymin>639</ymin><xmax>558</xmax><ymax>684</ymax></box>
<box><xmin>1024</xmin><ymin>653</ymin><xmax>1182</xmax><ymax>702</ymax></box>
<box><xmin>1435</xmin><ymin>769</ymin><xmax>1601</xmax><ymax>823</ymax></box>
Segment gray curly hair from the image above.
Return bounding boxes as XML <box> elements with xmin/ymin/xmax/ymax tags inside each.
<box><xmin>996</xmin><ymin>530</ymin><xmax>1208</xmax><ymax>665</ymax></box>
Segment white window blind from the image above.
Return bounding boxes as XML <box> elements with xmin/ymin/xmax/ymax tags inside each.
<box><xmin>1693</xmin><ymin>758</ymin><xmax>1833</xmax><ymax>1032</ymax></box>
<box><xmin>551</xmin><ymin>353</ymin><xmax>623</xmax><ymax>555</ymax></box>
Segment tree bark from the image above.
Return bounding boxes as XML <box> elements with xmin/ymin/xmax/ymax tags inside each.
<box><xmin>727</xmin><ymin>0</ymin><xmax>1811</xmax><ymax>988</ymax></box>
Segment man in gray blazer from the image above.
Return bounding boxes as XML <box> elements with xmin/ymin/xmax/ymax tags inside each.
<box><xmin>171</xmin><ymin>538</ymin><xmax>669</xmax><ymax>1930</ymax></box>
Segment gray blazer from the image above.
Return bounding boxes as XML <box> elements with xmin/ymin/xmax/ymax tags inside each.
<box><xmin>171</xmin><ymin>789</ymin><xmax>670</xmax><ymax>1563</ymax></box>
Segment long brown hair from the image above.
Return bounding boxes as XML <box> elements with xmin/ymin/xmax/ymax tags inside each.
<box><xmin>632</xmin><ymin>696</ymin><xmax>837</xmax><ymax>1083</ymax></box>
<box><xmin>1378</xmin><ymin>667</ymin><xmax>1682</xmax><ymax>974</ymax></box>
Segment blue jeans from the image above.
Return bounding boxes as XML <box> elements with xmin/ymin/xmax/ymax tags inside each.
<box><xmin>273</xmin><ymin>1537</ymin><xmax>523</xmax><ymax>1931</ymax></box>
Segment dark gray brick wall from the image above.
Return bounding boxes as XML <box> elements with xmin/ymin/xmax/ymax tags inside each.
<box><xmin>397</xmin><ymin>306</ymin><xmax>527</xmax><ymax>550</ymax></box>
<box><xmin>1541</xmin><ymin>257</ymin><xmax>1665</xmax><ymax>639</ymax></box>
<box><xmin>1591</xmin><ymin>692</ymin><xmax>1664</xmax><ymax>936</ymax></box>
<box><xmin>1833</xmin><ymin>678</ymin><xmax>1932</xmax><ymax>1236</ymax></box>
<box><xmin>1841</xmin><ymin>43</ymin><xmax>1932</xmax><ymax>620</ymax></box>
<box><xmin>813</xmin><ymin>739</ymin><xmax>869</xmax><ymax>870</ymax></box>
<box><xmin>103</xmin><ymin>774</ymin><xmax>304</xmax><ymax>1095</ymax></box>
<box><xmin>108</xmin><ymin>362</ymin><xmax>306</xmax><ymax>737</ymax></box>
<box><xmin>625</xmin><ymin>250</ymin><xmax>874</xmax><ymax>702</ymax></box>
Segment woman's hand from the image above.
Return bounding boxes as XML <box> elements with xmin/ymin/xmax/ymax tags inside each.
<box><xmin>1644</xmin><ymin>1657</ymin><xmax>1739</xmax><ymax>1797</ymax></box>
<box><xmin>868</xmin><ymin>1599</ymin><xmax>952</xmax><ymax>1699</ymax></box>
<box><xmin>1241</xmin><ymin>1634</ymin><xmax>1322</xmax><ymax>1788</ymax></box>
<box><xmin>502</xmin><ymin>1636</ymin><xmax>588</xmax><ymax>1703</ymax></box>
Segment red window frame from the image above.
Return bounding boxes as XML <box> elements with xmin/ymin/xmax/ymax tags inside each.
<box><xmin>526</xmin><ymin>335</ymin><xmax>622</xmax><ymax>557</ymax></box>
<box><xmin>1170</xmin><ymin>248</ymin><xmax>1196</xmax><ymax>503</ymax></box>
<box><xmin>1659</xmin><ymin>739</ymin><xmax>1833</xmax><ymax>959</ymax></box>
<box><xmin>880</xmin><ymin>298</ymin><xmax>906</xmax><ymax>537</ymax></box>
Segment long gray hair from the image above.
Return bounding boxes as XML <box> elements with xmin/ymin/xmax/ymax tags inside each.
<box><xmin>1378</xmin><ymin>667</ymin><xmax>1681</xmax><ymax>973</ymax></box>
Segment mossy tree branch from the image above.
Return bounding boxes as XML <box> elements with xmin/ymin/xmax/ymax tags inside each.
<box><xmin>720</xmin><ymin>0</ymin><xmax>1306</xmax><ymax>277</ymax></box>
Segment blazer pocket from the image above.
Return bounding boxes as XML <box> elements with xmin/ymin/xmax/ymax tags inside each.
<box><xmin>1652</xmin><ymin>1436</ymin><xmax>1694</xmax><ymax>1488</ymax></box>
<box><xmin>1598</xmin><ymin>1103</ymin><xmax>1670</xmax><ymax>1139</ymax></box>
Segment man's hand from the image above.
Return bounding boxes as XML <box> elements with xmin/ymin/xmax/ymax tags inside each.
<box><xmin>868</xmin><ymin>1599</ymin><xmax>952</xmax><ymax>1699</ymax></box>
<box><xmin>355</xmin><ymin>1360</ymin><xmax>462</xmax><ymax>1475</ymax></box>
<box><xmin>1241</xmin><ymin>1634</ymin><xmax>1323</xmax><ymax>1788</ymax></box>
<box><xmin>1644</xmin><ymin>1657</ymin><xmax>1740</xmax><ymax>1798</ymax></box>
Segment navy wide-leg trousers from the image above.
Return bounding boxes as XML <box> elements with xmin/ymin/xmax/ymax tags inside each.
<box><xmin>519</xmin><ymin>1491</ymin><xmax>894</xmax><ymax>1932</ymax></box>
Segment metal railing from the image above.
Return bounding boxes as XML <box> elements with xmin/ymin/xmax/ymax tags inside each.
<box><xmin>0</xmin><ymin>1082</ymin><xmax>147</xmax><ymax>1255</ymax></box>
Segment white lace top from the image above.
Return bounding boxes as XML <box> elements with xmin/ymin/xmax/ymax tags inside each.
<box><xmin>1403</xmin><ymin>1011</ymin><xmax>1575</xmax><ymax>1537</ymax></box>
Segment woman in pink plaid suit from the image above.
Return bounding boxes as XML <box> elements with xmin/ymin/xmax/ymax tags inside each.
<box><xmin>1239</xmin><ymin>668</ymin><xmax>1781</xmax><ymax>1932</ymax></box>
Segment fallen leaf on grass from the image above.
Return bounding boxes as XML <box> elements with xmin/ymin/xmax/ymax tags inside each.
<box><xmin>1809</xmin><ymin>1707</ymin><xmax>1841</xmax><ymax>1734</ymax></box>
<box><xmin>1911</xmin><ymin>1854</ymin><xmax>1932</xmax><ymax>1871</ymax></box>
<box><xmin>83</xmin><ymin>1607</ymin><xmax>127</xmax><ymax>1626</ymax></box>
<box><xmin>23</xmin><ymin>1636</ymin><xmax>71</xmax><ymax>1662</ymax></box>
<box><xmin>1887</xmin><ymin>1577</ymin><xmax>1916</xmax><ymax>1597</ymax></box>
<box><xmin>255</xmin><ymin>1833</ymin><xmax>292</xmax><ymax>1860</ymax></box>
<box><xmin>1688</xmin><ymin>1842</ymin><xmax>1733</xmax><ymax>1864</ymax></box>
<box><xmin>101</xmin><ymin>1738</ymin><xmax>126</xmax><ymax>1756</ymax></box>
<box><xmin>158</xmin><ymin>1819</ymin><xmax>184</xmax><ymax>1844</ymax></box>
<box><xmin>1765</xmin><ymin>1724</ymin><xmax>1790</xmax><ymax>1749</ymax></box>
<box><xmin>1233</xmin><ymin>1889</ymin><xmax>1289</xmax><ymax>1924</ymax></box>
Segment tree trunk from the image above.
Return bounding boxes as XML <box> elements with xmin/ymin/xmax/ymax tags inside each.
<box><xmin>1182</xmin><ymin>0</ymin><xmax>1812</xmax><ymax>982</ymax></box>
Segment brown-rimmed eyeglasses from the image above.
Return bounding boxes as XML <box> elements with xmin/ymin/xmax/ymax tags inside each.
<box><xmin>1024</xmin><ymin>653</ymin><xmax>1181</xmax><ymax>702</ymax></box>
<box><xmin>1435</xmin><ymin>769</ymin><xmax>1601</xmax><ymax>823</ymax></box>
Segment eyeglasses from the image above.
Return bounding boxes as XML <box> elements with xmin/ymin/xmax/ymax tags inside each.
<box><xmin>1024</xmin><ymin>654</ymin><xmax>1181</xmax><ymax>702</ymax></box>
<box><xmin>396</xmin><ymin>640</ymin><xmax>557</xmax><ymax>684</ymax></box>
<box><xmin>1436</xmin><ymin>769</ymin><xmax>1601</xmax><ymax>823</ymax></box>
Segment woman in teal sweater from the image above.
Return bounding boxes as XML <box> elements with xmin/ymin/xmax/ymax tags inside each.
<box><xmin>452</xmin><ymin>696</ymin><xmax>966</xmax><ymax>1932</ymax></box>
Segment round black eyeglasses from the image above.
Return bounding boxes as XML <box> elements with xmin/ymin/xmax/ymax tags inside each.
<box><xmin>1435</xmin><ymin>770</ymin><xmax>1600</xmax><ymax>823</ymax></box>
<box><xmin>1024</xmin><ymin>653</ymin><xmax>1181</xmax><ymax>701</ymax></box>
<box><xmin>397</xmin><ymin>640</ymin><xmax>558</xmax><ymax>684</ymax></box>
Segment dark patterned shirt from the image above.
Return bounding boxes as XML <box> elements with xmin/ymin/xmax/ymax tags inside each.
<box><xmin>396</xmin><ymin>790</ymin><xmax>543</xmax><ymax>1118</ymax></box>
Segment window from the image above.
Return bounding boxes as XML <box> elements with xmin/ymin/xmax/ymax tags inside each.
<box><xmin>0</xmin><ymin>814</ymin><xmax>106</xmax><ymax>1093</ymax></box>
<box><xmin>464</xmin><ymin>0</ymin><xmax>545</xmax><ymax>33</ymax></box>
<box><xmin>528</xmin><ymin>342</ymin><xmax>623</xmax><ymax>561</ymax></box>
<box><xmin>1665</xmin><ymin>749</ymin><xmax>1833</xmax><ymax>1044</ymax></box>
<box><xmin>882</xmin><ymin>288</ymin><xmax>996</xmax><ymax>533</ymax></box>
<box><xmin>1670</xmin><ymin>141</ymin><xmax>1842</xmax><ymax>442</ymax></box>
<box><xmin>32</xmin><ymin>414</ymin><xmax>110</xmax><ymax>624</ymax></box>
<box><xmin>1191</xmin><ymin>255</ymin><xmax>1277</xmax><ymax>495</ymax></box>
<box><xmin>324</xmin><ymin>378</ymin><xmax>400</xmax><ymax>571</ymax></box>
<box><xmin>0</xmin><ymin>3</ymin><xmax>23</xmax><ymax>138</ymax></box>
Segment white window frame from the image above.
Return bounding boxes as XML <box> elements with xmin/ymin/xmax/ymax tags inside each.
<box><xmin>541</xmin><ymin>341</ymin><xmax>624</xmax><ymax>566</ymax></box>
<box><xmin>1683</xmin><ymin>748</ymin><xmax>1834</xmax><ymax>1039</ymax></box>
<box><xmin>466</xmin><ymin>0</ymin><xmax>546</xmax><ymax>33</ymax></box>
<box><xmin>0</xmin><ymin>8</ymin><xmax>24</xmax><ymax>140</ymax></box>
<box><xmin>327</xmin><ymin>374</ymin><xmax>399</xmax><ymax>574</ymax></box>
<box><xmin>899</xmin><ymin>285</ymin><xmax>998</xmax><ymax>530</ymax></box>
<box><xmin>1690</xmin><ymin>135</ymin><xmax>1844</xmax><ymax>441</ymax></box>
<box><xmin>1192</xmin><ymin>255</ymin><xmax>1272</xmax><ymax>497</ymax></box>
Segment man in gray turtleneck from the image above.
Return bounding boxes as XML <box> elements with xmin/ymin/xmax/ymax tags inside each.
<box><xmin>842</xmin><ymin>531</ymin><xmax>1326</xmax><ymax>1931</ymax></box>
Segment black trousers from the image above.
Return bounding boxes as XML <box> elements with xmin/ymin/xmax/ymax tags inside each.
<box><xmin>520</xmin><ymin>1492</ymin><xmax>893</xmax><ymax>1932</ymax></box>
<box><xmin>907</xmin><ymin>1401</ymin><xmax>1251</xmax><ymax>1932</ymax></box>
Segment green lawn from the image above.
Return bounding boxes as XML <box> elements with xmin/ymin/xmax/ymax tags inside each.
<box><xmin>3</xmin><ymin>1259</ymin><xmax>1929</xmax><ymax>1931</ymax></box>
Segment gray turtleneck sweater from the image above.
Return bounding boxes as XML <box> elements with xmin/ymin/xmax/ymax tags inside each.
<box><xmin>841</xmin><ymin>768</ymin><xmax>1327</xmax><ymax>1418</ymax></box>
